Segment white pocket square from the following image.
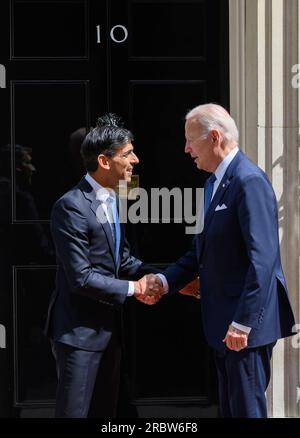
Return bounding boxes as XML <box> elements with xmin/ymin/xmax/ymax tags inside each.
<box><xmin>215</xmin><ymin>204</ymin><xmax>227</xmax><ymax>211</ymax></box>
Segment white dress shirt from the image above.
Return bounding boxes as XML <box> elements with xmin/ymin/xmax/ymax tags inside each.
<box><xmin>157</xmin><ymin>147</ymin><xmax>251</xmax><ymax>335</ymax></box>
<box><xmin>212</xmin><ymin>146</ymin><xmax>239</xmax><ymax>200</ymax></box>
<box><xmin>85</xmin><ymin>174</ymin><xmax>134</xmax><ymax>296</ymax></box>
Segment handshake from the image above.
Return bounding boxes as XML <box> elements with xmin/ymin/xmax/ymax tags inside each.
<box><xmin>133</xmin><ymin>274</ymin><xmax>200</xmax><ymax>305</ymax></box>
<box><xmin>133</xmin><ymin>274</ymin><xmax>164</xmax><ymax>305</ymax></box>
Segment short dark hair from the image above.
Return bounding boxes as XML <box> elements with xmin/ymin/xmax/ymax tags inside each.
<box><xmin>0</xmin><ymin>144</ymin><xmax>32</xmax><ymax>178</ymax></box>
<box><xmin>80</xmin><ymin>113</ymin><xmax>134</xmax><ymax>172</ymax></box>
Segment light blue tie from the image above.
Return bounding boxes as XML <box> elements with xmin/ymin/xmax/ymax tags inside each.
<box><xmin>107</xmin><ymin>196</ymin><xmax>121</xmax><ymax>262</ymax></box>
<box><xmin>204</xmin><ymin>173</ymin><xmax>216</xmax><ymax>217</ymax></box>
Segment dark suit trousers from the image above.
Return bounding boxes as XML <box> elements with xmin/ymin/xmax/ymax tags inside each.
<box><xmin>51</xmin><ymin>333</ymin><xmax>121</xmax><ymax>418</ymax></box>
<box><xmin>214</xmin><ymin>343</ymin><xmax>275</xmax><ymax>418</ymax></box>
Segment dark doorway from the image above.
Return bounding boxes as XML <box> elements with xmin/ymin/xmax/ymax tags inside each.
<box><xmin>0</xmin><ymin>0</ymin><xmax>228</xmax><ymax>417</ymax></box>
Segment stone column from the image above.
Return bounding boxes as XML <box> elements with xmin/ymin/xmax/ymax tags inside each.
<box><xmin>229</xmin><ymin>0</ymin><xmax>300</xmax><ymax>417</ymax></box>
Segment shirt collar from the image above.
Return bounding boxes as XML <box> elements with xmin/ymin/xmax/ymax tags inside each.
<box><xmin>85</xmin><ymin>173</ymin><xmax>115</xmax><ymax>203</ymax></box>
<box><xmin>214</xmin><ymin>146</ymin><xmax>239</xmax><ymax>183</ymax></box>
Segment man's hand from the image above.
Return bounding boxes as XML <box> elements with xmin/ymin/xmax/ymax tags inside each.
<box><xmin>223</xmin><ymin>324</ymin><xmax>248</xmax><ymax>351</ymax></box>
<box><xmin>134</xmin><ymin>274</ymin><xmax>164</xmax><ymax>305</ymax></box>
<box><xmin>179</xmin><ymin>277</ymin><xmax>200</xmax><ymax>299</ymax></box>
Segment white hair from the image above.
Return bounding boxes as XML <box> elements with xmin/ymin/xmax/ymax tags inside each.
<box><xmin>185</xmin><ymin>103</ymin><xmax>239</xmax><ymax>143</ymax></box>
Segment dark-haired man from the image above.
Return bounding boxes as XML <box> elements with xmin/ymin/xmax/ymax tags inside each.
<box><xmin>45</xmin><ymin>114</ymin><xmax>163</xmax><ymax>418</ymax></box>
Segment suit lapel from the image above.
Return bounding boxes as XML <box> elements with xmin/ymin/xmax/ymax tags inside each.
<box><xmin>197</xmin><ymin>191</ymin><xmax>226</xmax><ymax>261</ymax></box>
<box><xmin>197</xmin><ymin>152</ymin><xmax>244</xmax><ymax>261</ymax></box>
<box><xmin>204</xmin><ymin>177</ymin><xmax>231</xmax><ymax>229</ymax></box>
<box><xmin>197</xmin><ymin>189</ymin><xmax>230</xmax><ymax>260</ymax></box>
<box><xmin>202</xmin><ymin>150</ymin><xmax>244</xmax><ymax>232</ymax></box>
<box><xmin>79</xmin><ymin>178</ymin><xmax>118</xmax><ymax>267</ymax></box>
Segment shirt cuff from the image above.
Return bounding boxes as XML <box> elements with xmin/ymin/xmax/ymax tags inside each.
<box><xmin>127</xmin><ymin>281</ymin><xmax>135</xmax><ymax>296</ymax></box>
<box><xmin>231</xmin><ymin>321</ymin><xmax>252</xmax><ymax>334</ymax></box>
<box><xmin>156</xmin><ymin>274</ymin><xmax>169</xmax><ymax>294</ymax></box>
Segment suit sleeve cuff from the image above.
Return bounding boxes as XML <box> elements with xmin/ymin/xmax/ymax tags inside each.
<box><xmin>232</xmin><ymin>321</ymin><xmax>252</xmax><ymax>334</ymax></box>
<box><xmin>156</xmin><ymin>274</ymin><xmax>169</xmax><ymax>294</ymax></box>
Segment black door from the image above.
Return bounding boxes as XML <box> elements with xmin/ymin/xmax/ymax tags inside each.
<box><xmin>0</xmin><ymin>0</ymin><xmax>228</xmax><ymax>417</ymax></box>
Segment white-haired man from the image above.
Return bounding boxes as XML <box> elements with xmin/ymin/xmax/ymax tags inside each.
<box><xmin>151</xmin><ymin>103</ymin><xmax>295</xmax><ymax>417</ymax></box>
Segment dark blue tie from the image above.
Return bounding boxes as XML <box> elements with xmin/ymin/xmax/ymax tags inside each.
<box><xmin>204</xmin><ymin>173</ymin><xmax>216</xmax><ymax>217</ymax></box>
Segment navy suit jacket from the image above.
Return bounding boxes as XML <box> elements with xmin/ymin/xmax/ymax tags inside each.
<box><xmin>164</xmin><ymin>151</ymin><xmax>295</xmax><ymax>351</ymax></box>
<box><xmin>45</xmin><ymin>178</ymin><xmax>155</xmax><ymax>351</ymax></box>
